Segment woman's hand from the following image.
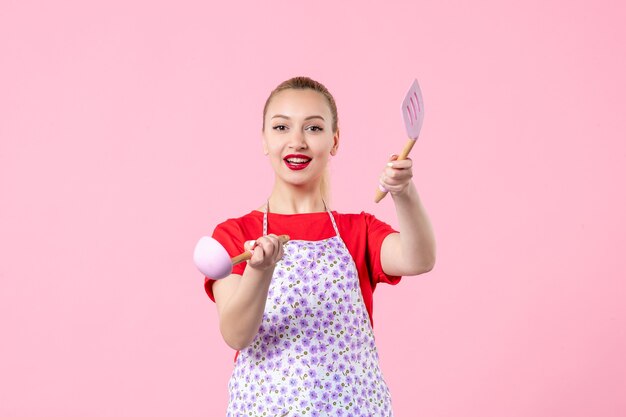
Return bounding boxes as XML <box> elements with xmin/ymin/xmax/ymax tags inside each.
<box><xmin>379</xmin><ymin>154</ymin><xmax>414</xmax><ymax>197</ymax></box>
<box><xmin>244</xmin><ymin>234</ymin><xmax>285</xmax><ymax>272</ymax></box>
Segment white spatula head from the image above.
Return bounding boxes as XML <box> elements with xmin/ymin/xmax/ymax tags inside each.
<box><xmin>402</xmin><ymin>79</ymin><xmax>424</xmax><ymax>140</ymax></box>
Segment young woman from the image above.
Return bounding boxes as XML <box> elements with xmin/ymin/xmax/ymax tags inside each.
<box><xmin>204</xmin><ymin>76</ymin><xmax>436</xmax><ymax>417</ymax></box>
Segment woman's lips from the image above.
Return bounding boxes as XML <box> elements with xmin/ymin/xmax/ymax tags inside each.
<box><xmin>283</xmin><ymin>154</ymin><xmax>312</xmax><ymax>170</ymax></box>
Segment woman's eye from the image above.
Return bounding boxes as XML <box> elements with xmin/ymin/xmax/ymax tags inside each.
<box><xmin>306</xmin><ymin>125</ymin><xmax>323</xmax><ymax>132</ymax></box>
<box><xmin>272</xmin><ymin>125</ymin><xmax>287</xmax><ymax>131</ymax></box>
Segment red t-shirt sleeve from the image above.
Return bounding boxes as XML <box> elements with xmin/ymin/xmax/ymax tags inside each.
<box><xmin>363</xmin><ymin>212</ymin><xmax>402</xmax><ymax>285</ymax></box>
<box><xmin>203</xmin><ymin>219</ymin><xmax>247</xmax><ymax>302</ymax></box>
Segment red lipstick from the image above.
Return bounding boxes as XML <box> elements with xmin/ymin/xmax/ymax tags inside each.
<box><xmin>283</xmin><ymin>154</ymin><xmax>312</xmax><ymax>170</ymax></box>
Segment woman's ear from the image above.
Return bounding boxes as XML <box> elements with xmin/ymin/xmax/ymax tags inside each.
<box><xmin>330</xmin><ymin>130</ymin><xmax>340</xmax><ymax>156</ymax></box>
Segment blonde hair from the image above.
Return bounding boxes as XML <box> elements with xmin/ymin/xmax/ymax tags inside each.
<box><xmin>262</xmin><ymin>76</ymin><xmax>339</xmax><ymax>203</ymax></box>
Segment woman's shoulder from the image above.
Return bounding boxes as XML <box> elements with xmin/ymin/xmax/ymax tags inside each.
<box><xmin>216</xmin><ymin>210</ymin><xmax>262</xmax><ymax>224</ymax></box>
<box><xmin>213</xmin><ymin>210</ymin><xmax>263</xmax><ymax>235</ymax></box>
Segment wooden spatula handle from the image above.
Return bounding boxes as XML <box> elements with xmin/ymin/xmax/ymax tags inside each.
<box><xmin>374</xmin><ymin>138</ymin><xmax>417</xmax><ymax>203</ymax></box>
<box><xmin>231</xmin><ymin>234</ymin><xmax>291</xmax><ymax>265</ymax></box>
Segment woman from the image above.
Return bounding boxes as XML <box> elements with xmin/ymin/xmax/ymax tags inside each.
<box><xmin>204</xmin><ymin>76</ymin><xmax>436</xmax><ymax>416</ymax></box>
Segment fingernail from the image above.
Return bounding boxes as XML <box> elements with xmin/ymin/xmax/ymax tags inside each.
<box><xmin>246</xmin><ymin>240</ymin><xmax>256</xmax><ymax>247</ymax></box>
<box><xmin>386</xmin><ymin>162</ymin><xmax>394</xmax><ymax>167</ymax></box>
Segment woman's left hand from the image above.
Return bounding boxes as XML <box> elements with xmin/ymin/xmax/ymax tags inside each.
<box><xmin>379</xmin><ymin>154</ymin><xmax>414</xmax><ymax>197</ymax></box>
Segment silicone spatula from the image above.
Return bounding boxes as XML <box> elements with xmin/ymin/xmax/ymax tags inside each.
<box><xmin>374</xmin><ymin>79</ymin><xmax>425</xmax><ymax>203</ymax></box>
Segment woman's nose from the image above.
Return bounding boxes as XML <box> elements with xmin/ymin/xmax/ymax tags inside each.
<box><xmin>288</xmin><ymin>129</ymin><xmax>307</xmax><ymax>149</ymax></box>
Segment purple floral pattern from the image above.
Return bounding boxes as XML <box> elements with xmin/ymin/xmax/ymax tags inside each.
<box><xmin>226</xmin><ymin>234</ymin><xmax>393</xmax><ymax>417</ymax></box>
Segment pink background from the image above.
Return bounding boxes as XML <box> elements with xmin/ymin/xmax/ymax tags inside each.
<box><xmin>1</xmin><ymin>0</ymin><xmax>625</xmax><ymax>416</ymax></box>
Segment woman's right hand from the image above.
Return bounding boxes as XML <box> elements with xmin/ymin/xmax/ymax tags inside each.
<box><xmin>244</xmin><ymin>234</ymin><xmax>285</xmax><ymax>272</ymax></box>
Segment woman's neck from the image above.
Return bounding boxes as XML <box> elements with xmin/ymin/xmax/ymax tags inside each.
<box><xmin>264</xmin><ymin>182</ymin><xmax>326</xmax><ymax>214</ymax></box>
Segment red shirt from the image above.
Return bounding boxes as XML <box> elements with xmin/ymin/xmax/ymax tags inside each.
<box><xmin>204</xmin><ymin>210</ymin><xmax>402</xmax><ymax>327</ymax></box>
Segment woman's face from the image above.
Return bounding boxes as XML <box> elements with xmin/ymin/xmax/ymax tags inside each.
<box><xmin>262</xmin><ymin>88</ymin><xmax>339</xmax><ymax>189</ymax></box>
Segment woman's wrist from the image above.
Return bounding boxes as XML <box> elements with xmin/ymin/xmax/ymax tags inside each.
<box><xmin>243</xmin><ymin>263</ymin><xmax>276</xmax><ymax>282</ymax></box>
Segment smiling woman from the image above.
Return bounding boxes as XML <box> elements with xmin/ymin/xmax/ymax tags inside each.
<box><xmin>202</xmin><ymin>76</ymin><xmax>436</xmax><ymax>417</ymax></box>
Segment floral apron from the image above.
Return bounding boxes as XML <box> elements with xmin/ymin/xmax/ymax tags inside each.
<box><xmin>226</xmin><ymin>205</ymin><xmax>393</xmax><ymax>417</ymax></box>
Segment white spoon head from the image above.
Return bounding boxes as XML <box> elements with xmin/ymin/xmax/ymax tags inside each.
<box><xmin>193</xmin><ymin>236</ymin><xmax>233</xmax><ymax>279</ymax></box>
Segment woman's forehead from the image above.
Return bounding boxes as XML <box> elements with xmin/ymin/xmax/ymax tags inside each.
<box><xmin>266</xmin><ymin>89</ymin><xmax>331</xmax><ymax>119</ymax></box>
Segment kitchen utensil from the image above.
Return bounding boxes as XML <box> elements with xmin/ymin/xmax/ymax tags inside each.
<box><xmin>375</xmin><ymin>78</ymin><xmax>425</xmax><ymax>203</ymax></box>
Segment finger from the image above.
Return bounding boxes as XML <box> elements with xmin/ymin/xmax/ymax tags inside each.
<box><xmin>265</xmin><ymin>233</ymin><xmax>280</xmax><ymax>248</ymax></box>
<box><xmin>386</xmin><ymin>158</ymin><xmax>413</xmax><ymax>169</ymax></box>
<box><xmin>263</xmin><ymin>234</ymin><xmax>283</xmax><ymax>263</ymax></box>
<box><xmin>275</xmin><ymin>241</ymin><xmax>284</xmax><ymax>262</ymax></box>
<box><xmin>265</xmin><ymin>235</ymin><xmax>281</xmax><ymax>258</ymax></box>
<box><xmin>379</xmin><ymin>173</ymin><xmax>389</xmax><ymax>192</ymax></box>
<box><xmin>249</xmin><ymin>246</ymin><xmax>263</xmax><ymax>264</ymax></box>
<box><xmin>384</xmin><ymin>166</ymin><xmax>413</xmax><ymax>182</ymax></box>
<box><xmin>378</xmin><ymin>183</ymin><xmax>388</xmax><ymax>193</ymax></box>
<box><xmin>244</xmin><ymin>240</ymin><xmax>259</xmax><ymax>260</ymax></box>
<box><xmin>257</xmin><ymin>236</ymin><xmax>277</xmax><ymax>259</ymax></box>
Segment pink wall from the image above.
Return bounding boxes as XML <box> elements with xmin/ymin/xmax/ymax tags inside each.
<box><xmin>1</xmin><ymin>1</ymin><xmax>625</xmax><ymax>416</ymax></box>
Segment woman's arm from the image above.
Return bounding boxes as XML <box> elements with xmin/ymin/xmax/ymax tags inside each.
<box><xmin>379</xmin><ymin>156</ymin><xmax>436</xmax><ymax>276</ymax></box>
<box><xmin>212</xmin><ymin>234</ymin><xmax>284</xmax><ymax>350</ymax></box>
